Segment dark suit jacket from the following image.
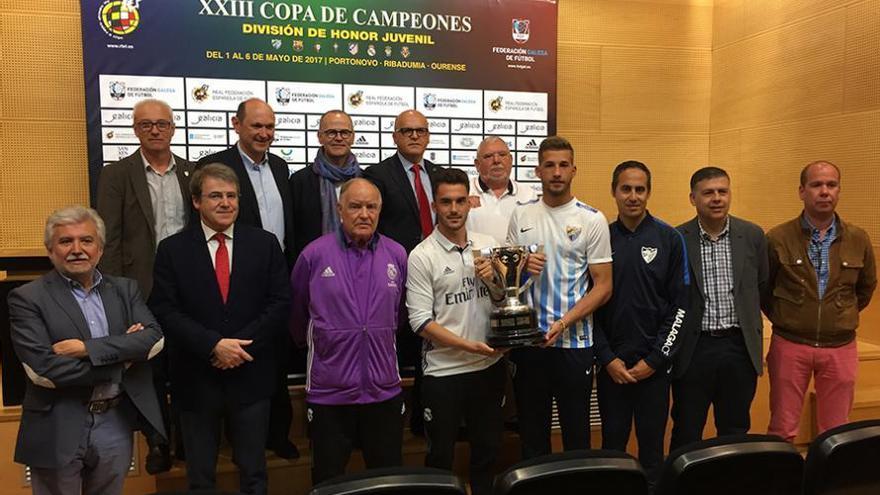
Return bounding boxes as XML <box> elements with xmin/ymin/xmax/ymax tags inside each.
<box><xmin>197</xmin><ymin>146</ymin><xmax>294</xmax><ymax>266</ymax></box>
<box><xmin>96</xmin><ymin>150</ymin><xmax>195</xmax><ymax>298</ymax></box>
<box><xmin>673</xmin><ymin>216</ymin><xmax>769</xmax><ymax>378</ymax></box>
<box><xmin>288</xmin><ymin>166</ymin><xmax>323</xmax><ymax>263</ymax></box>
<box><xmin>362</xmin><ymin>153</ymin><xmax>436</xmax><ymax>254</ymax></box>
<box><xmin>8</xmin><ymin>271</ymin><xmax>165</xmax><ymax>468</ymax></box>
<box><xmin>149</xmin><ymin>223</ymin><xmax>289</xmax><ymax>410</ymax></box>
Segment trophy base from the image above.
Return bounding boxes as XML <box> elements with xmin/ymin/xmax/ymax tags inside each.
<box><xmin>487</xmin><ymin>308</ymin><xmax>544</xmax><ymax>349</ymax></box>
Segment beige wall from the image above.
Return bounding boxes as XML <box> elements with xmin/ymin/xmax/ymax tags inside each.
<box><xmin>0</xmin><ymin>0</ymin><xmax>88</xmax><ymax>256</ymax></box>
<box><xmin>709</xmin><ymin>0</ymin><xmax>880</xmax><ymax>342</ymax></box>
<box><xmin>558</xmin><ymin>0</ymin><xmax>713</xmax><ymax>226</ymax></box>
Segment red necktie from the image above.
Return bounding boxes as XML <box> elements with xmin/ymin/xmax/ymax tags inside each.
<box><xmin>213</xmin><ymin>233</ymin><xmax>230</xmax><ymax>303</ymax></box>
<box><xmin>411</xmin><ymin>163</ymin><xmax>433</xmax><ymax>238</ymax></box>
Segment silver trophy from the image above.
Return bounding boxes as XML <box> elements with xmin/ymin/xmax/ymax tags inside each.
<box><xmin>474</xmin><ymin>244</ymin><xmax>544</xmax><ymax>348</ymax></box>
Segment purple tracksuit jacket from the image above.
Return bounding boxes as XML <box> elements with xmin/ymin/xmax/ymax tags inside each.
<box><xmin>290</xmin><ymin>231</ymin><xmax>407</xmax><ymax>405</ymax></box>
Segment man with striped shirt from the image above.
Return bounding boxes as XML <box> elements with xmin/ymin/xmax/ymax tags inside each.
<box><xmin>506</xmin><ymin>136</ymin><xmax>613</xmax><ymax>459</ymax></box>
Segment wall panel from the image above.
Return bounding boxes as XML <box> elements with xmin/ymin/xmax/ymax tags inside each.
<box><xmin>844</xmin><ymin>0</ymin><xmax>880</xmax><ymax>113</ymax></box>
<box><xmin>711</xmin><ymin>8</ymin><xmax>847</xmax><ymax>132</ymax></box>
<box><xmin>559</xmin><ymin>0</ymin><xmax>713</xmax><ymax>49</ymax></box>
<box><xmin>601</xmin><ymin>46</ymin><xmax>711</xmax><ymax>133</ymax></box>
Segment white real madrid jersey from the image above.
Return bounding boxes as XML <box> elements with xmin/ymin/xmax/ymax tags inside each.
<box><xmin>507</xmin><ymin>197</ymin><xmax>613</xmax><ymax>349</ymax></box>
<box><xmin>406</xmin><ymin>229</ymin><xmax>500</xmax><ymax>377</ymax></box>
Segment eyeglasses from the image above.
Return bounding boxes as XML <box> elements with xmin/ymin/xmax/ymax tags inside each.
<box><xmin>321</xmin><ymin>129</ymin><xmax>353</xmax><ymax>139</ymax></box>
<box><xmin>202</xmin><ymin>192</ymin><xmax>239</xmax><ymax>202</ymax></box>
<box><xmin>479</xmin><ymin>151</ymin><xmax>511</xmax><ymax>161</ymax></box>
<box><xmin>135</xmin><ymin>120</ymin><xmax>173</xmax><ymax>132</ymax></box>
<box><xmin>395</xmin><ymin>127</ymin><xmax>429</xmax><ymax>137</ymax></box>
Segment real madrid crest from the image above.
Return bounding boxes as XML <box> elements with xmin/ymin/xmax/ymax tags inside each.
<box><xmin>641</xmin><ymin>246</ymin><xmax>658</xmax><ymax>264</ymax></box>
<box><xmin>387</xmin><ymin>263</ymin><xmax>399</xmax><ymax>281</ymax></box>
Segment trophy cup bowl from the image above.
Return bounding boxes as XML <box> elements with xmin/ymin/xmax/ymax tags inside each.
<box><xmin>474</xmin><ymin>245</ymin><xmax>545</xmax><ymax>348</ymax></box>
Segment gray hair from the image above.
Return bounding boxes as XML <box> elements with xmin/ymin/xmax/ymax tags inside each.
<box><xmin>190</xmin><ymin>163</ymin><xmax>240</xmax><ymax>198</ymax></box>
<box><xmin>44</xmin><ymin>205</ymin><xmax>106</xmax><ymax>249</ymax></box>
<box><xmin>132</xmin><ymin>98</ymin><xmax>173</xmax><ymax>122</ymax></box>
<box><xmin>476</xmin><ymin>135</ymin><xmax>509</xmax><ymax>157</ymax></box>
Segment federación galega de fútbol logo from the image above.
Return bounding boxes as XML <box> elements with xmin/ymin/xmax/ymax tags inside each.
<box><xmin>512</xmin><ymin>19</ymin><xmax>530</xmax><ymax>44</ymax></box>
<box><xmin>99</xmin><ymin>0</ymin><xmax>141</xmax><ymax>39</ymax></box>
<box><xmin>109</xmin><ymin>81</ymin><xmax>126</xmax><ymax>100</ymax></box>
<box><xmin>275</xmin><ymin>87</ymin><xmax>291</xmax><ymax>106</ymax></box>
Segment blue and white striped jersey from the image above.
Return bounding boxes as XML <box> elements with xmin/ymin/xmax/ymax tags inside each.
<box><xmin>507</xmin><ymin>197</ymin><xmax>613</xmax><ymax>349</ymax></box>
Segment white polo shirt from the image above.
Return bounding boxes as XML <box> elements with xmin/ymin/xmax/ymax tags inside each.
<box><xmin>406</xmin><ymin>229</ymin><xmax>500</xmax><ymax>377</ymax></box>
<box><xmin>466</xmin><ymin>176</ymin><xmax>538</xmax><ymax>245</ymax></box>
<box><xmin>507</xmin><ymin>197</ymin><xmax>613</xmax><ymax>349</ymax></box>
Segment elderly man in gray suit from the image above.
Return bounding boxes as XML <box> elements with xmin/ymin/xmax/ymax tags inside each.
<box><xmin>7</xmin><ymin>206</ymin><xmax>164</xmax><ymax>495</ymax></box>
<box><xmin>670</xmin><ymin>167</ymin><xmax>769</xmax><ymax>451</ymax></box>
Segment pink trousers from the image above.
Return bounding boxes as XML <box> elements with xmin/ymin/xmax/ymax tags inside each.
<box><xmin>766</xmin><ymin>333</ymin><xmax>858</xmax><ymax>442</ymax></box>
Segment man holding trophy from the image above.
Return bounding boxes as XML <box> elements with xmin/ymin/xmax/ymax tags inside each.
<box><xmin>506</xmin><ymin>136</ymin><xmax>614</xmax><ymax>459</ymax></box>
<box><xmin>406</xmin><ymin>168</ymin><xmax>508</xmax><ymax>495</ymax></box>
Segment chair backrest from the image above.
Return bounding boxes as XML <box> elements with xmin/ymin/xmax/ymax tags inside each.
<box><xmin>148</xmin><ymin>491</ymin><xmax>238</xmax><ymax>495</ymax></box>
<box><xmin>493</xmin><ymin>449</ymin><xmax>649</xmax><ymax>495</ymax></box>
<box><xmin>804</xmin><ymin>419</ymin><xmax>880</xmax><ymax>495</ymax></box>
<box><xmin>654</xmin><ymin>434</ymin><xmax>803</xmax><ymax>495</ymax></box>
<box><xmin>308</xmin><ymin>467</ymin><xmax>467</xmax><ymax>495</ymax></box>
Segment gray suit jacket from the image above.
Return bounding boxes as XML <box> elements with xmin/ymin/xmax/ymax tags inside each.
<box><xmin>96</xmin><ymin>150</ymin><xmax>195</xmax><ymax>298</ymax></box>
<box><xmin>673</xmin><ymin>215</ymin><xmax>769</xmax><ymax>377</ymax></box>
<box><xmin>7</xmin><ymin>271</ymin><xmax>165</xmax><ymax>469</ymax></box>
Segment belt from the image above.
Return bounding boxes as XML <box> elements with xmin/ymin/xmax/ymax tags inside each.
<box><xmin>87</xmin><ymin>396</ymin><xmax>122</xmax><ymax>414</ymax></box>
<box><xmin>704</xmin><ymin>326</ymin><xmax>740</xmax><ymax>338</ymax></box>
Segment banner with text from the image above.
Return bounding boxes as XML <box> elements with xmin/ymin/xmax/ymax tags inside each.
<box><xmin>81</xmin><ymin>0</ymin><xmax>557</xmax><ymax>196</ymax></box>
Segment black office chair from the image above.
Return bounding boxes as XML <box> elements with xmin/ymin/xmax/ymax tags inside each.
<box><xmin>308</xmin><ymin>467</ymin><xmax>467</xmax><ymax>495</ymax></box>
<box><xmin>654</xmin><ymin>434</ymin><xmax>803</xmax><ymax>495</ymax></box>
<box><xmin>803</xmin><ymin>419</ymin><xmax>880</xmax><ymax>495</ymax></box>
<box><xmin>493</xmin><ymin>449</ymin><xmax>648</xmax><ymax>495</ymax></box>
<box><xmin>148</xmin><ymin>491</ymin><xmax>238</xmax><ymax>495</ymax></box>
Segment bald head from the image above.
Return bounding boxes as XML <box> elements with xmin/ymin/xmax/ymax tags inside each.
<box><xmin>232</xmin><ymin>98</ymin><xmax>275</xmax><ymax>162</ymax></box>
<box><xmin>392</xmin><ymin>109</ymin><xmax>429</xmax><ymax>163</ymax></box>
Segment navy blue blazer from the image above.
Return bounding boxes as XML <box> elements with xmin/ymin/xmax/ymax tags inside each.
<box><xmin>362</xmin><ymin>154</ymin><xmax>436</xmax><ymax>254</ymax></box>
<box><xmin>197</xmin><ymin>146</ymin><xmax>294</xmax><ymax>266</ymax></box>
<box><xmin>149</xmin><ymin>223</ymin><xmax>289</xmax><ymax>409</ymax></box>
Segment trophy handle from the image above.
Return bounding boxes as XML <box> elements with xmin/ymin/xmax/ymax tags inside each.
<box><xmin>516</xmin><ymin>277</ymin><xmax>535</xmax><ymax>296</ymax></box>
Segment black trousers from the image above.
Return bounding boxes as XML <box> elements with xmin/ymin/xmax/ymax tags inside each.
<box><xmin>267</xmin><ymin>334</ymin><xmax>293</xmax><ymax>450</ymax></box>
<box><xmin>179</xmin><ymin>394</ymin><xmax>271</xmax><ymax>495</ymax></box>
<box><xmin>307</xmin><ymin>394</ymin><xmax>404</xmax><ymax>484</ymax></box>
<box><xmin>422</xmin><ymin>360</ymin><xmax>506</xmax><ymax>495</ymax></box>
<box><xmin>510</xmin><ymin>346</ymin><xmax>594</xmax><ymax>459</ymax></box>
<box><xmin>597</xmin><ymin>366</ymin><xmax>669</xmax><ymax>479</ymax></box>
<box><xmin>670</xmin><ymin>332</ymin><xmax>758</xmax><ymax>452</ymax></box>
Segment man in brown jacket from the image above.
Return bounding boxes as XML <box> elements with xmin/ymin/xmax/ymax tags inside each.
<box><xmin>96</xmin><ymin>98</ymin><xmax>194</xmax><ymax>472</ymax></box>
<box><xmin>764</xmin><ymin>160</ymin><xmax>876</xmax><ymax>441</ymax></box>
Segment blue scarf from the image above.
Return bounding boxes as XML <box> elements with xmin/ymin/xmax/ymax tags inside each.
<box><xmin>311</xmin><ymin>148</ymin><xmax>361</xmax><ymax>234</ymax></box>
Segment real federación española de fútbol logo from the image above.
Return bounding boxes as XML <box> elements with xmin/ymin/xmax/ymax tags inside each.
<box><xmin>98</xmin><ymin>0</ymin><xmax>141</xmax><ymax>39</ymax></box>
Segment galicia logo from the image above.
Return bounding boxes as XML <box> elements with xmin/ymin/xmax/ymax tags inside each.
<box><xmin>98</xmin><ymin>0</ymin><xmax>141</xmax><ymax>39</ymax></box>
